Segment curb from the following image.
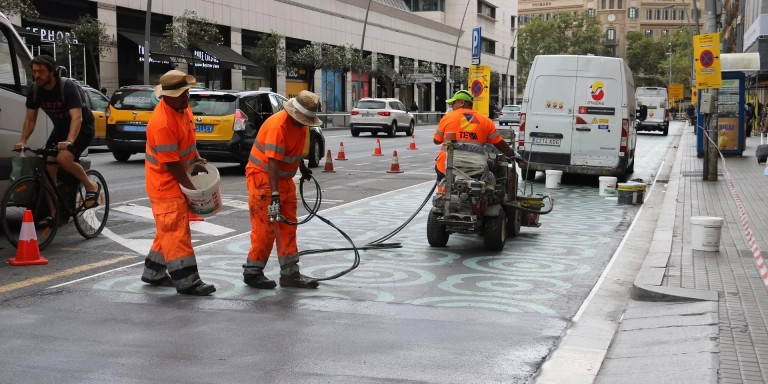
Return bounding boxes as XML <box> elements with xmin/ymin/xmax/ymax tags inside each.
<box><xmin>630</xmin><ymin>125</ymin><xmax>718</xmax><ymax>302</ymax></box>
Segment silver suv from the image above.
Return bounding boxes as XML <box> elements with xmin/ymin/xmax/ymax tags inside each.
<box><xmin>350</xmin><ymin>98</ymin><xmax>415</xmax><ymax>137</ymax></box>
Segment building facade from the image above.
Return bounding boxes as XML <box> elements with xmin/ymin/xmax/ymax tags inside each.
<box><xmin>10</xmin><ymin>0</ymin><xmax>518</xmax><ymax>112</ymax></box>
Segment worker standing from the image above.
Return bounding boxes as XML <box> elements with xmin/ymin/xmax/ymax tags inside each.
<box><xmin>433</xmin><ymin>90</ymin><xmax>514</xmax><ymax>191</ymax></box>
<box><xmin>140</xmin><ymin>70</ymin><xmax>216</xmax><ymax>296</ymax></box>
<box><xmin>243</xmin><ymin>90</ymin><xmax>320</xmax><ymax>289</ymax></box>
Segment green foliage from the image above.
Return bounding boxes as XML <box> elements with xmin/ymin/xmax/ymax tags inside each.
<box><xmin>369</xmin><ymin>55</ymin><xmax>396</xmax><ymax>80</ymax></box>
<box><xmin>0</xmin><ymin>0</ymin><xmax>38</xmax><ymax>18</ymax></box>
<box><xmin>247</xmin><ymin>31</ymin><xmax>286</xmax><ymax>71</ymax></box>
<box><xmin>162</xmin><ymin>10</ymin><xmax>222</xmax><ymax>51</ymax></box>
<box><xmin>625</xmin><ymin>31</ymin><xmax>666</xmax><ymax>79</ymax></box>
<box><xmin>517</xmin><ymin>11</ymin><xmax>606</xmax><ymax>88</ymax></box>
<box><xmin>71</xmin><ymin>15</ymin><xmax>111</xmax><ymax>58</ymax></box>
<box><xmin>626</xmin><ymin>29</ymin><xmax>693</xmax><ymax>88</ymax></box>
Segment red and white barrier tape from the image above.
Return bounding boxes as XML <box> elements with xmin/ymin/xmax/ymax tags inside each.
<box><xmin>700</xmin><ymin>126</ymin><xmax>768</xmax><ymax>290</ymax></box>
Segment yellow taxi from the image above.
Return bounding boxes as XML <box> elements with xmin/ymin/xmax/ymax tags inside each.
<box><xmin>105</xmin><ymin>85</ymin><xmax>155</xmax><ymax>162</ymax></box>
<box><xmin>82</xmin><ymin>86</ymin><xmax>110</xmax><ymax>146</ymax></box>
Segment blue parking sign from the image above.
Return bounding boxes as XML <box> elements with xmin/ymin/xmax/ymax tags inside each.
<box><xmin>471</xmin><ymin>27</ymin><xmax>482</xmax><ymax>62</ymax></box>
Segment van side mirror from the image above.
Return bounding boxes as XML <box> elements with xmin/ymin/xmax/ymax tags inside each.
<box><xmin>637</xmin><ymin>105</ymin><xmax>648</xmax><ymax>121</ymax></box>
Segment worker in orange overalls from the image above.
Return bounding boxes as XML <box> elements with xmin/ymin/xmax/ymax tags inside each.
<box><xmin>433</xmin><ymin>89</ymin><xmax>514</xmax><ymax>192</ymax></box>
<box><xmin>140</xmin><ymin>70</ymin><xmax>216</xmax><ymax>296</ymax></box>
<box><xmin>243</xmin><ymin>90</ymin><xmax>319</xmax><ymax>289</ymax></box>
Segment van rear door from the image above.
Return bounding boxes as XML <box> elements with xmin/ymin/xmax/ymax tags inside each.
<box><xmin>571</xmin><ymin>58</ymin><xmax>623</xmax><ymax>167</ymax></box>
<box><xmin>526</xmin><ymin>73</ymin><xmax>578</xmax><ymax>164</ymax></box>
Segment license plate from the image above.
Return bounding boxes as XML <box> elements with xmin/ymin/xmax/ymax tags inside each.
<box><xmin>532</xmin><ymin>138</ymin><xmax>561</xmax><ymax>146</ymax></box>
<box><xmin>196</xmin><ymin>124</ymin><xmax>214</xmax><ymax>133</ymax></box>
<box><xmin>121</xmin><ymin>124</ymin><xmax>146</xmax><ymax>132</ymax></box>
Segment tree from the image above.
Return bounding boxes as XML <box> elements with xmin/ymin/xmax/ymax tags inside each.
<box><xmin>625</xmin><ymin>31</ymin><xmax>666</xmax><ymax>82</ymax></box>
<box><xmin>70</xmin><ymin>15</ymin><xmax>111</xmax><ymax>89</ymax></box>
<box><xmin>288</xmin><ymin>42</ymin><xmax>345</xmax><ymax>91</ymax></box>
<box><xmin>247</xmin><ymin>31</ymin><xmax>287</xmax><ymax>72</ymax></box>
<box><xmin>163</xmin><ymin>10</ymin><xmax>222</xmax><ymax>59</ymax></box>
<box><xmin>0</xmin><ymin>0</ymin><xmax>38</xmax><ymax>18</ymax></box>
<box><xmin>517</xmin><ymin>11</ymin><xmax>606</xmax><ymax>90</ymax></box>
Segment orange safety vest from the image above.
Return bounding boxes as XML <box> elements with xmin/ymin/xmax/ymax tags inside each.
<box><xmin>145</xmin><ymin>99</ymin><xmax>198</xmax><ymax>198</ymax></box>
<box><xmin>246</xmin><ymin>110</ymin><xmax>307</xmax><ymax>179</ymax></box>
<box><xmin>433</xmin><ymin>108</ymin><xmax>502</xmax><ymax>173</ymax></box>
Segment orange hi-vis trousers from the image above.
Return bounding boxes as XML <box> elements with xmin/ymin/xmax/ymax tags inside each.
<box><xmin>141</xmin><ymin>195</ymin><xmax>203</xmax><ymax>290</ymax></box>
<box><xmin>244</xmin><ymin>172</ymin><xmax>300</xmax><ymax>277</ymax></box>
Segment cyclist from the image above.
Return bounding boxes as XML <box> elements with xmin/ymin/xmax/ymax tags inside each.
<box><xmin>14</xmin><ymin>55</ymin><xmax>101</xmax><ymax>211</ymax></box>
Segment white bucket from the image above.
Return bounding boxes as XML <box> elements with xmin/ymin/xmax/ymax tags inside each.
<box><xmin>180</xmin><ymin>162</ymin><xmax>223</xmax><ymax>217</ymax></box>
<box><xmin>599</xmin><ymin>176</ymin><xmax>618</xmax><ymax>196</ymax></box>
<box><xmin>690</xmin><ymin>216</ymin><xmax>724</xmax><ymax>251</ymax></box>
<box><xmin>545</xmin><ymin>170</ymin><xmax>562</xmax><ymax>189</ymax></box>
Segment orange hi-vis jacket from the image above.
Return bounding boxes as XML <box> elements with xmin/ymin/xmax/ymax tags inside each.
<box><xmin>145</xmin><ymin>99</ymin><xmax>198</xmax><ymax>198</ymax></box>
<box><xmin>433</xmin><ymin>107</ymin><xmax>503</xmax><ymax>174</ymax></box>
<box><xmin>246</xmin><ymin>110</ymin><xmax>307</xmax><ymax>178</ymax></box>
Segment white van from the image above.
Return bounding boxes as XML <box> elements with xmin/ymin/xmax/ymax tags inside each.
<box><xmin>0</xmin><ymin>13</ymin><xmax>51</xmax><ymax>194</ymax></box>
<box><xmin>517</xmin><ymin>55</ymin><xmax>637</xmax><ymax>179</ymax></box>
<box><xmin>635</xmin><ymin>87</ymin><xmax>669</xmax><ymax>135</ymax></box>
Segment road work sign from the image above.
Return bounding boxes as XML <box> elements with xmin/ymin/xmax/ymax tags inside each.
<box><xmin>468</xmin><ymin>65</ymin><xmax>491</xmax><ymax>117</ymax></box>
<box><xmin>693</xmin><ymin>33</ymin><xmax>722</xmax><ymax>89</ymax></box>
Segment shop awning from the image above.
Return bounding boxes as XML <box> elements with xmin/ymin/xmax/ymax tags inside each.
<box><xmin>197</xmin><ymin>43</ymin><xmax>258</xmax><ymax>71</ymax></box>
<box><xmin>118</xmin><ymin>31</ymin><xmax>196</xmax><ymax>64</ymax></box>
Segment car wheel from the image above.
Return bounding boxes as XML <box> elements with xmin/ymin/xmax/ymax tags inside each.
<box><xmin>484</xmin><ymin>210</ymin><xmax>506</xmax><ymax>251</ymax></box>
<box><xmin>351</xmin><ymin>125</ymin><xmax>359</xmax><ymax>137</ymax></box>
<box><xmin>113</xmin><ymin>151</ymin><xmax>132</xmax><ymax>162</ymax></box>
<box><xmin>662</xmin><ymin>126</ymin><xmax>669</xmax><ymax>136</ymax></box>
<box><xmin>406</xmin><ymin>120</ymin><xmax>414</xmax><ymax>136</ymax></box>
<box><xmin>308</xmin><ymin>138</ymin><xmax>321</xmax><ymax>168</ymax></box>
<box><xmin>388</xmin><ymin>121</ymin><xmax>397</xmax><ymax>137</ymax></box>
<box><xmin>372</xmin><ymin>131</ymin><xmax>378</xmax><ymax>137</ymax></box>
<box><xmin>427</xmin><ymin>211</ymin><xmax>449</xmax><ymax>247</ymax></box>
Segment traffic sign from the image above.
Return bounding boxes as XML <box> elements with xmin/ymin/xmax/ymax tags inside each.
<box><xmin>468</xmin><ymin>65</ymin><xmax>490</xmax><ymax>116</ymax></box>
<box><xmin>668</xmin><ymin>83</ymin><xmax>684</xmax><ymax>100</ymax></box>
<box><xmin>471</xmin><ymin>27</ymin><xmax>482</xmax><ymax>61</ymax></box>
<box><xmin>693</xmin><ymin>33</ymin><xmax>722</xmax><ymax>89</ymax></box>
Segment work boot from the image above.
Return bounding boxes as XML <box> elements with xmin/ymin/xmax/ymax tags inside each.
<box><xmin>177</xmin><ymin>282</ymin><xmax>216</xmax><ymax>296</ymax></box>
<box><xmin>141</xmin><ymin>274</ymin><xmax>173</xmax><ymax>287</ymax></box>
<box><xmin>243</xmin><ymin>273</ymin><xmax>277</xmax><ymax>289</ymax></box>
<box><xmin>279</xmin><ymin>272</ymin><xmax>319</xmax><ymax>289</ymax></box>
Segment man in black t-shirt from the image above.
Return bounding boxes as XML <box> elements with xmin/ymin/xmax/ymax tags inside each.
<box><xmin>14</xmin><ymin>55</ymin><xmax>101</xmax><ymax>208</ymax></box>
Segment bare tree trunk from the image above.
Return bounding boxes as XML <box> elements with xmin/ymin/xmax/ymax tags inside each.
<box><xmin>88</xmin><ymin>48</ymin><xmax>101</xmax><ymax>89</ymax></box>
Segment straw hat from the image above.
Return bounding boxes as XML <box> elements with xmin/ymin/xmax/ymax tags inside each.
<box><xmin>154</xmin><ymin>70</ymin><xmax>196</xmax><ymax>98</ymax></box>
<box><xmin>284</xmin><ymin>90</ymin><xmax>322</xmax><ymax>126</ymax></box>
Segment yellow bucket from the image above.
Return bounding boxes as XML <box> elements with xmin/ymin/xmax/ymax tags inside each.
<box><xmin>518</xmin><ymin>194</ymin><xmax>545</xmax><ymax>211</ymax></box>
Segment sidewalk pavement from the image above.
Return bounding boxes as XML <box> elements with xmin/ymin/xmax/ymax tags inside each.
<box><xmin>535</xmin><ymin>122</ymin><xmax>768</xmax><ymax>384</ymax></box>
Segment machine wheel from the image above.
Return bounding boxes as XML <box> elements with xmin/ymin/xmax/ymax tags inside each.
<box><xmin>388</xmin><ymin>121</ymin><xmax>397</xmax><ymax>137</ymax></box>
<box><xmin>351</xmin><ymin>126</ymin><xmax>360</xmax><ymax>137</ymax></box>
<box><xmin>427</xmin><ymin>211</ymin><xmax>449</xmax><ymax>247</ymax></box>
<box><xmin>112</xmin><ymin>150</ymin><xmax>132</xmax><ymax>162</ymax></box>
<box><xmin>506</xmin><ymin>208</ymin><xmax>522</xmax><ymax>237</ymax></box>
<box><xmin>406</xmin><ymin>120</ymin><xmax>414</xmax><ymax>136</ymax></box>
<box><xmin>484</xmin><ymin>210</ymin><xmax>507</xmax><ymax>251</ymax></box>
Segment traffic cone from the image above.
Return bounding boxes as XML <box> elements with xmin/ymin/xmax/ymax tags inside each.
<box><xmin>9</xmin><ymin>210</ymin><xmax>48</xmax><ymax>266</ymax></box>
<box><xmin>336</xmin><ymin>142</ymin><xmax>347</xmax><ymax>160</ymax></box>
<box><xmin>387</xmin><ymin>151</ymin><xmax>404</xmax><ymax>173</ymax></box>
<box><xmin>189</xmin><ymin>211</ymin><xmax>205</xmax><ymax>221</ymax></box>
<box><xmin>372</xmin><ymin>139</ymin><xmax>383</xmax><ymax>156</ymax></box>
<box><xmin>323</xmin><ymin>150</ymin><xmax>336</xmax><ymax>173</ymax></box>
<box><xmin>408</xmin><ymin>134</ymin><xmax>418</xmax><ymax>150</ymax></box>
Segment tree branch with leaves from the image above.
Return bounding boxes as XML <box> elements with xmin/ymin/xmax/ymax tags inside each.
<box><xmin>70</xmin><ymin>15</ymin><xmax>111</xmax><ymax>89</ymax></box>
<box><xmin>0</xmin><ymin>0</ymin><xmax>38</xmax><ymax>19</ymax></box>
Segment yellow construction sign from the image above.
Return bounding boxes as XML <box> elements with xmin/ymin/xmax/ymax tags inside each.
<box><xmin>693</xmin><ymin>33</ymin><xmax>722</xmax><ymax>89</ymax></box>
<box><xmin>668</xmin><ymin>83</ymin><xmax>684</xmax><ymax>100</ymax></box>
<box><xmin>468</xmin><ymin>65</ymin><xmax>491</xmax><ymax>117</ymax></box>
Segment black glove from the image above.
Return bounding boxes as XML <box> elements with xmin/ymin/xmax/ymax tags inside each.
<box><xmin>268</xmin><ymin>192</ymin><xmax>281</xmax><ymax>222</ymax></box>
<box><xmin>300</xmin><ymin>167</ymin><xmax>312</xmax><ymax>182</ymax></box>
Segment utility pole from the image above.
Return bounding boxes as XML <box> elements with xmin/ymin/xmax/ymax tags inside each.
<box><xmin>702</xmin><ymin>0</ymin><xmax>718</xmax><ymax>181</ymax></box>
<box><xmin>143</xmin><ymin>0</ymin><xmax>151</xmax><ymax>85</ymax></box>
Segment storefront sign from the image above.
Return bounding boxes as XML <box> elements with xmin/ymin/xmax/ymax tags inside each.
<box><xmin>24</xmin><ymin>25</ymin><xmax>78</xmax><ymax>44</ymax></box>
<box><xmin>193</xmin><ymin>50</ymin><xmax>220</xmax><ymax>69</ymax></box>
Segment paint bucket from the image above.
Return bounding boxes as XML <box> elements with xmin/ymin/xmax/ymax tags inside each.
<box><xmin>617</xmin><ymin>182</ymin><xmax>646</xmax><ymax>205</ymax></box>
<box><xmin>180</xmin><ymin>162</ymin><xmax>222</xmax><ymax>217</ymax></box>
<box><xmin>517</xmin><ymin>194</ymin><xmax>545</xmax><ymax>227</ymax></box>
<box><xmin>690</xmin><ymin>216</ymin><xmax>724</xmax><ymax>251</ymax></box>
<box><xmin>545</xmin><ymin>170</ymin><xmax>562</xmax><ymax>189</ymax></box>
<box><xmin>599</xmin><ymin>176</ymin><xmax>618</xmax><ymax>196</ymax></box>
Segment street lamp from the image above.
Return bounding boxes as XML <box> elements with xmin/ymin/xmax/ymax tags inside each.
<box><xmin>504</xmin><ymin>28</ymin><xmax>518</xmax><ymax>105</ymax></box>
<box><xmin>667</xmin><ymin>42</ymin><xmax>673</xmax><ymax>85</ymax></box>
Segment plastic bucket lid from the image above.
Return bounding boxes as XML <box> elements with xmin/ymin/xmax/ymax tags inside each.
<box><xmin>690</xmin><ymin>216</ymin><xmax>724</xmax><ymax>226</ymax></box>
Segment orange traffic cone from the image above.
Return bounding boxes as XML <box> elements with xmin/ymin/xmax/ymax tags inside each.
<box><xmin>189</xmin><ymin>211</ymin><xmax>205</xmax><ymax>221</ymax></box>
<box><xmin>387</xmin><ymin>151</ymin><xmax>404</xmax><ymax>173</ymax></box>
<box><xmin>372</xmin><ymin>138</ymin><xmax>383</xmax><ymax>156</ymax></box>
<box><xmin>9</xmin><ymin>209</ymin><xmax>48</xmax><ymax>266</ymax></box>
<box><xmin>336</xmin><ymin>142</ymin><xmax>347</xmax><ymax>160</ymax></box>
<box><xmin>408</xmin><ymin>134</ymin><xmax>418</xmax><ymax>150</ymax></box>
<box><xmin>323</xmin><ymin>150</ymin><xmax>336</xmax><ymax>173</ymax></box>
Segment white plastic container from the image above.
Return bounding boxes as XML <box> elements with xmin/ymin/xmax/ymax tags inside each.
<box><xmin>690</xmin><ymin>216</ymin><xmax>724</xmax><ymax>251</ymax></box>
<box><xmin>545</xmin><ymin>170</ymin><xmax>562</xmax><ymax>189</ymax></box>
<box><xmin>180</xmin><ymin>162</ymin><xmax>222</xmax><ymax>217</ymax></box>
<box><xmin>599</xmin><ymin>176</ymin><xmax>618</xmax><ymax>196</ymax></box>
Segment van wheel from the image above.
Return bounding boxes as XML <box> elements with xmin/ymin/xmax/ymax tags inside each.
<box><xmin>351</xmin><ymin>126</ymin><xmax>360</xmax><ymax>137</ymax></box>
<box><xmin>522</xmin><ymin>170</ymin><xmax>537</xmax><ymax>181</ymax></box>
<box><xmin>113</xmin><ymin>151</ymin><xmax>131</xmax><ymax>162</ymax></box>
<box><xmin>662</xmin><ymin>126</ymin><xmax>669</xmax><ymax>136</ymax></box>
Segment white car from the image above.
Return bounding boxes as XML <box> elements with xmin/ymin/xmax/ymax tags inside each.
<box><xmin>350</xmin><ymin>98</ymin><xmax>415</xmax><ymax>137</ymax></box>
<box><xmin>498</xmin><ymin>105</ymin><xmax>521</xmax><ymax>125</ymax></box>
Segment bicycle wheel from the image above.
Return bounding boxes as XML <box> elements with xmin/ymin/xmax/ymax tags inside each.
<box><xmin>73</xmin><ymin>170</ymin><xmax>109</xmax><ymax>239</ymax></box>
<box><xmin>0</xmin><ymin>175</ymin><xmax>59</xmax><ymax>250</ymax></box>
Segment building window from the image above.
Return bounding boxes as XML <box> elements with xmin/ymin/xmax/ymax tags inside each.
<box><xmin>607</xmin><ymin>47</ymin><xmax>616</xmax><ymax>57</ymax></box>
<box><xmin>663</xmin><ymin>9</ymin><xmax>669</xmax><ymax>20</ymax></box>
<box><xmin>510</xmin><ymin>47</ymin><xmax>515</xmax><ymax>60</ymax></box>
<box><xmin>481</xmin><ymin>38</ymin><xmax>495</xmax><ymax>55</ymax></box>
<box><xmin>661</xmin><ymin>30</ymin><xmax>669</xmax><ymax>36</ymax></box>
<box><xmin>645</xmin><ymin>29</ymin><xmax>653</xmax><ymax>37</ymax></box>
<box><xmin>588</xmin><ymin>8</ymin><xmax>595</xmax><ymax>17</ymax></box>
<box><xmin>609</xmin><ymin>0</ymin><xmax>614</xmax><ymax>9</ymax></box>
<box><xmin>406</xmin><ymin>0</ymin><xmax>444</xmax><ymax>11</ymax></box>
<box><xmin>511</xmin><ymin>16</ymin><xmax>516</xmax><ymax>30</ymax></box>
<box><xmin>628</xmin><ymin>7</ymin><xmax>637</xmax><ymax>19</ymax></box>
<box><xmin>607</xmin><ymin>28</ymin><xmax>616</xmax><ymax>40</ymax></box>
<box><xmin>655</xmin><ymin>9</ymin><xmax>661</xmax><ymax>19</ymax></box>
<box><xmin>601</xmin><ymin>0</ymin><xmax>606</xmax><ymax>9</ymax></box>
<box><xmin>477</xmin><ymin>1</ymin><xmax>496</xmax><ymax>19</ymax></box>
<box><xmin>646</xmin><ymin>9</ymin><xmax>652</xmax><ymax>20</ymax></box>
<box><xmin>617</xmin><ymin>0</ymin><xmax>623</xmax><ymax>8</ymax></box>
<box><xmin>680</xmin><ymin>10</ymin><xmax>686</xmax><ymax>20</ymax></box>
<box><xmin>671</xmin><ymin>10</ymin><xmax>677</xmax><ymax>20</ymax></box>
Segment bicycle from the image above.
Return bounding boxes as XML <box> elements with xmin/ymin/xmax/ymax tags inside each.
<box><xmin>0</xmin><ymin>147</ymin><xmax>110</xmax><ymax>250</ymax></box>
